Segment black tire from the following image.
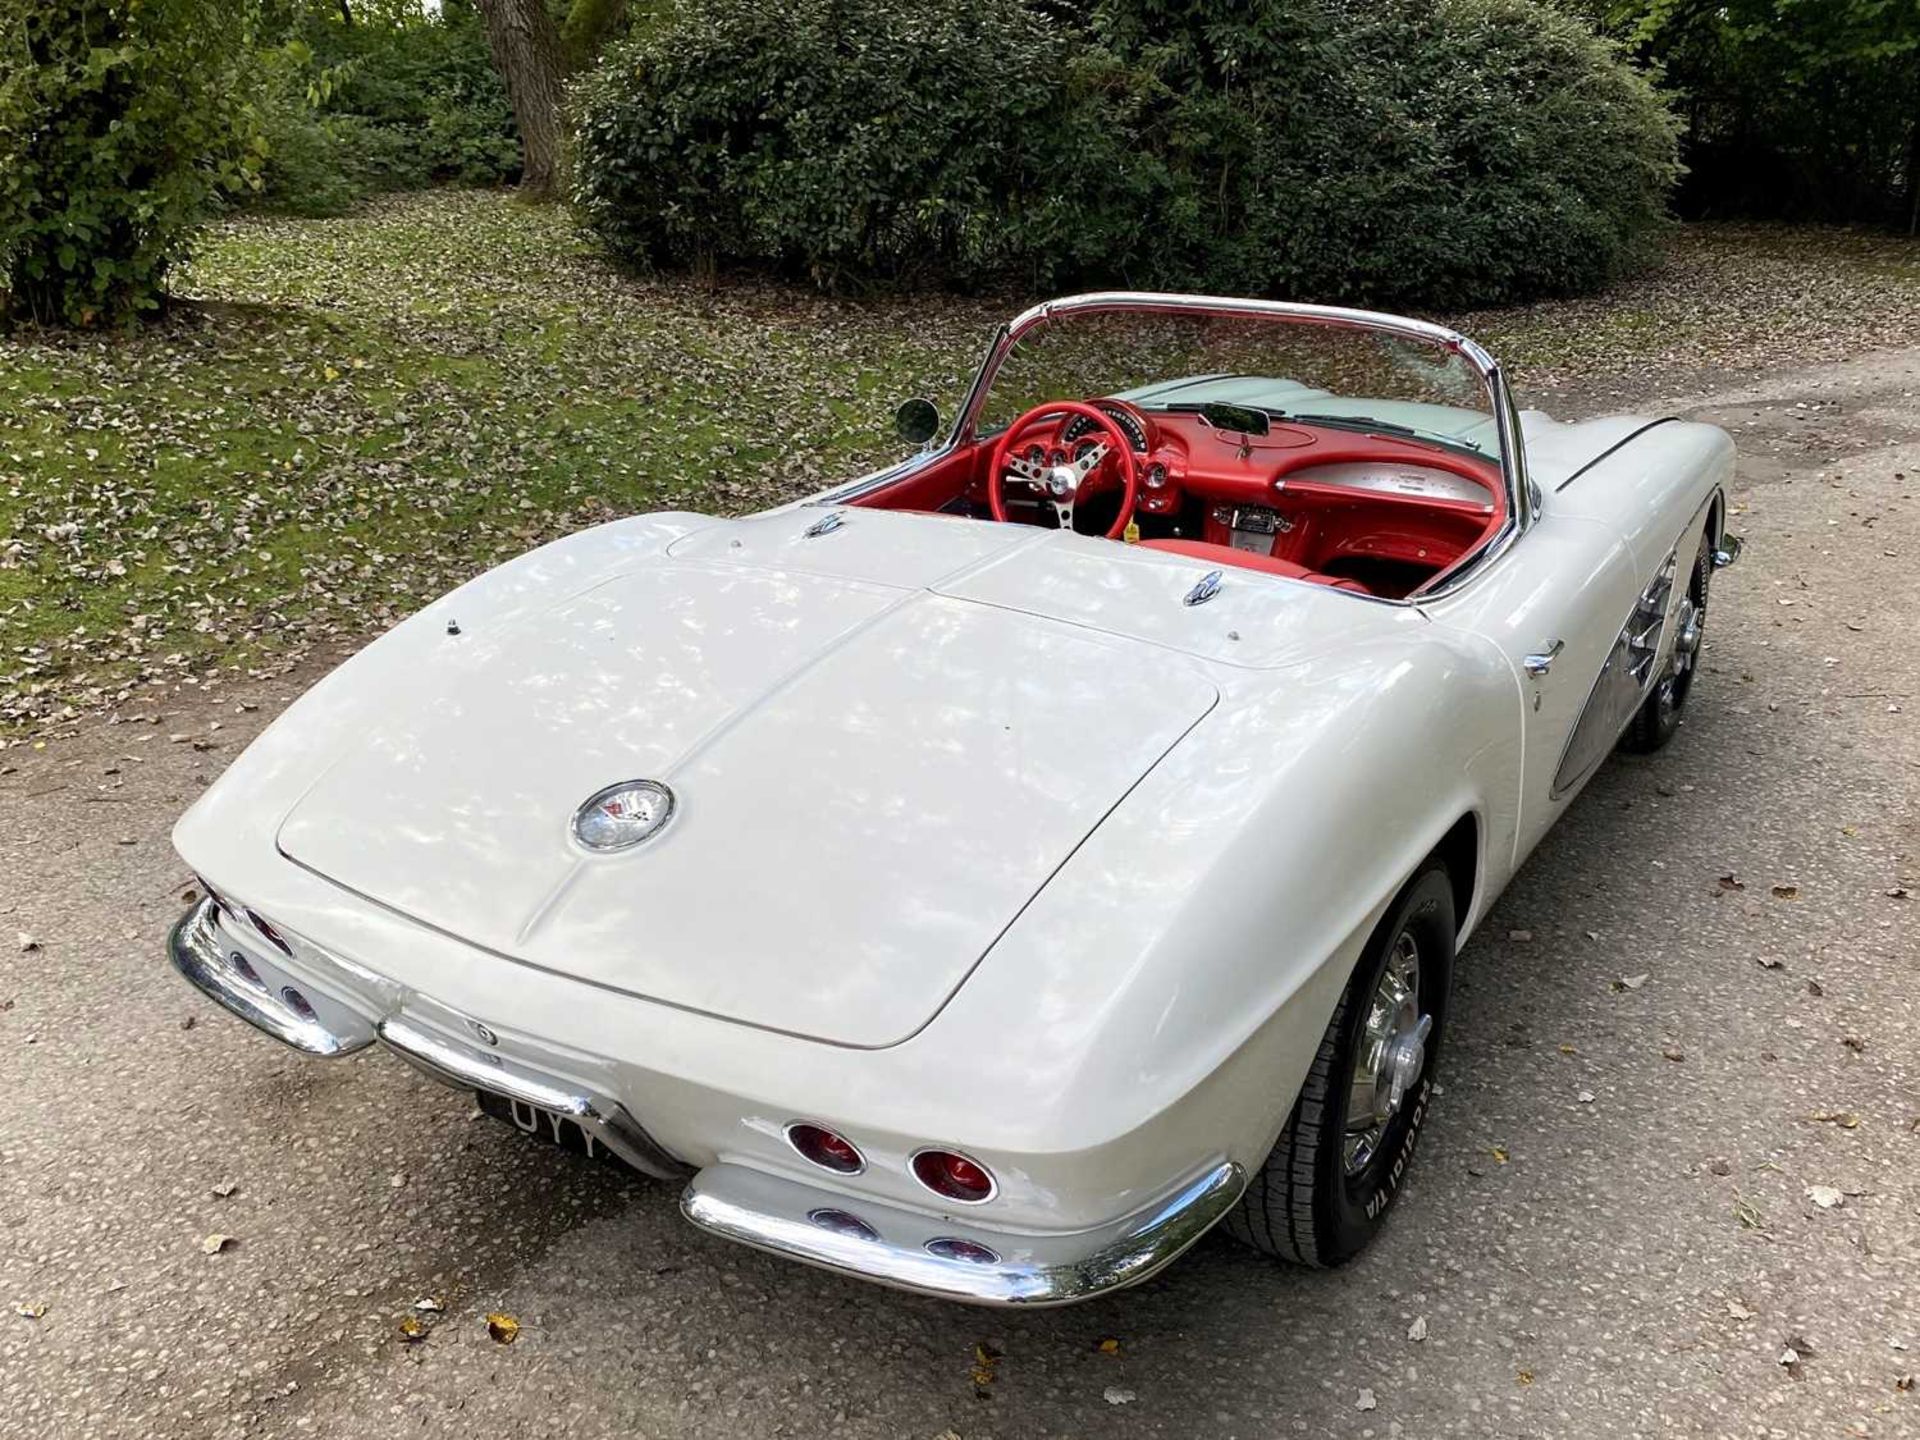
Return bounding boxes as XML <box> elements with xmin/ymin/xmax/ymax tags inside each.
<box><xmin>1621</xmin><ymin>534</ymin><xmax>1712</xmax><ymax>754</ymax></box>
<box><xmin>1223</xmin><ymin>862</ymin><xmax>1455</xmax><ymax>1266</ymax></box>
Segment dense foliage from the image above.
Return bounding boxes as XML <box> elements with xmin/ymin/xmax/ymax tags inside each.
<box><xmin>0</xmin><ymin>0</ymin><xmax>262</xmax><ymax>325</ymax></box>
<box><xmin>1087</xmin><ymin>0</ymin><xmax>1681</xmax><ymax>304</ymax></box>
<box><xmin>250</xmin><ymin>0</ymin><xmax>519</xmax><ymax>216</ymax></box>
<box><xmin>572</xmin><ymin>0</ymin><xmax>1077</xmax><ymax>287</ymax></box>
<box><xmin>572</xmin><ymin>0</ymin><xmax>1680</xmax><ymax>305</ymax></box>
<box><xmin>1599</xmin><ymin>0</ymin><xmax>1920</xmax><ymax>225</ymax></box>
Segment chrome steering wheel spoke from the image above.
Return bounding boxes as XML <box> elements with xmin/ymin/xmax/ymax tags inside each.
<box><xmin>1071</xmin><ymin>440</ymin><xmax>1109</xmax><ymax>480</ymax></box>
<box><xmin>1003</xmin><ymin>453</ymin><xmax>1044</xmax><ymax>485</ymax></box>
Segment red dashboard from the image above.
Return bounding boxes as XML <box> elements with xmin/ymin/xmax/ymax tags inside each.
<box><xmin>853</xmin><ymin>404</ymin><xmax>1506</xmax><ymax>597</ymax></box>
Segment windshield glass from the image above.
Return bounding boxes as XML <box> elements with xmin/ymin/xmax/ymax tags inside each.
<box><xmin>975</xmin><ymin>307</ymin><xmax>1499</xmax><ymax>463</ymax></box>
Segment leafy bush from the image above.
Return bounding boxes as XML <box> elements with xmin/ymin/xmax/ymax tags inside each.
<box><xmin>573</xmin><ymin>0</ymin><xmax>1680</xmax><ymax>306</ymax></box>
<box><xmin>571</xmin><ymin>0</ymin><xmax>1080</xmax><ymax>286</ymax></box>
<box><xmin>0</xmin><ymin>0</ymin><xmax>263</xmax><ymax>326</ymax></box>
<box><xmin>1087</xmin><ymin>0</ymin><xmax>1682</xmax><ymax>305</ymax></box>
<box><xmin>1605</xmin><ymin>0</ymin><xmax>1920</xmax><ymax>224</ymax></box>
<box><xmin>248</xmin><ymin>1</ymin><xmax>518</xmax><ymax>215</ymax></box>
<box><xmin>251</xmin><ymin>43</ymin><xmax>360</xmax><ymax>217</ymax></box>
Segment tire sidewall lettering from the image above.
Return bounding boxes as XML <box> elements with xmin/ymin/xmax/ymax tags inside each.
<box><xmin>1359</xmin><ymin>1075</ymin><xmax>1432</xmax><ymax>1221</ymax></box>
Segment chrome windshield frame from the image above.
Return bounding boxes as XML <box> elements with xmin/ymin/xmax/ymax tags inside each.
<box><xmin>946</xmin><ymin>291</ymin><xmax>1528</xmax><ymax>535</ymax></box>
<box><xmin>815</xmin><ymin>291</ymin><xmax>1530</xmax><ymax>599</ymax></box>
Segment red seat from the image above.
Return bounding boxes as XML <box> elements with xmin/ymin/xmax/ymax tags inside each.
<box><xmin>1139</xmin><ymin>539</ymin><xmax>1371</xmax><ymax>594</ymax></box>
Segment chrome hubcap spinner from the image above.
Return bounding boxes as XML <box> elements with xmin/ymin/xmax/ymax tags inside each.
<box><xmin>1344</xmin><ymin>931</ymin><xmax>1429</xmax><ymax>1176</ymax></box>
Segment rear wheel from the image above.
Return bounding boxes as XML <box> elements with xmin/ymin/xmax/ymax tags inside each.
<box><xmin>1224</xmin><ymin>863</ymin><xmax>1455</xmax><ymax>1266</ymax></box>
<box><xmin>1621</xmin><ymin>535</ymin><xmax>1712</xmax><ymax>754</ymax></box>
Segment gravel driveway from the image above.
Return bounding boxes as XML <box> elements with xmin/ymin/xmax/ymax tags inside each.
<box><xmin>3</xmin><ymin>349</ymin><xmax>1916</xmax><ymax>1439</ymax></box>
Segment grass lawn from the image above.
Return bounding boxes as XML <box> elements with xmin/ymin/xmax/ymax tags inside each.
<box><xmin>4</xmin><ymin>190</ymin><xmax>1919</xmax><ymax>733</ymax></box>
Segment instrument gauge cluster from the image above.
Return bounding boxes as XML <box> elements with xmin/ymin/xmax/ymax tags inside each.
<box><xmin>1059</xmin><ymin>404</ymin><xmax>1150</xmax><ymax>453</ymax></box>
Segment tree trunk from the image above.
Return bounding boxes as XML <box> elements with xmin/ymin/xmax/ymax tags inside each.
<box><xmin>474</xmin><ymin>0</ymin><xmax>566</xmax><ymax>200</ymax></box>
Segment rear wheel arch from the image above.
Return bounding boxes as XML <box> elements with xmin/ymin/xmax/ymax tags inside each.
<box><xmin>1432</xmin><ymin>811</ymin><xmax>1479</xmax><ymax>941</ymax></box>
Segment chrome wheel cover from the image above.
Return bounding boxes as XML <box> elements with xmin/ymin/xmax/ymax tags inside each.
<box><xmin>1343</xmin><ymin>931</ymin><xmax>1432</xmax><ymax>1176</ymax></box>
<box><xmin>1653</xmin><ymin>590</ymin><xmax>1705</xmax><ymax>721</ymax></box>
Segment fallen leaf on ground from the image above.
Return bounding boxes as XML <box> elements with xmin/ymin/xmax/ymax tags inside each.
<box><xmin>201</xmin><ymin>1233</ymin><xmax>233</xmax><ymax>1255</ymax></box>
<box><xmin>1663</xmin><ymin>1047</ymin><xmax>1687</xmax><ymax>1062</ymax></box>
<box><xmin>398</xmin><ymin>1315</ymin><xmax>428</xmax><ymax>1343</ymax></box>
<box><xmin>1517</xmin><ymin>1370</ymin><xmax>1534</xmax><ymax>1385</ymax></box>
<box><xmin>1103</xmin><ymin>1387</ymin><xmax>1136</xmax><ymax>1406</ymax></box>
<box><xmin>1491</xmin><ymin>1146</ymin><xmax>1509</xmax><ymax>1164</ymax></box>
<box><xmin>1356</xmin><ymin>1387</ymin><xmax>1377</xmax><ymax>1412</ymax></box>
<box><xmin>17</xmin><ymin>932</ymin><xmax>38</xmax><ymax>953</ymax></box>
<box><xmin>1577</xmin><ymin>1089</ymin><xmax>1596</xmax><ymax>1104</ymax></box>
<box><xmin>485</xmin><ymin>1312</ymin><xmax>520</xmax><ymax>1345</ymax></box>
<box><xmin>1771</xmin><ymin>884</ymin><xmax>1800</xmax><ymax>900</ymax></box>
<box><xmin>1734</xmin><ymin>1196</ymin><xmax>1765</xmax><ymax>1229</ymax></box>
<box><xmin>1095</xmin><ymin>1336</ymin><xmax>1120</xmax><ymax>1355</ymax></box>
<box><xmin>1755</xmin><ymin>956</ymin><xmax>1784</xmax><ymax>970</ymax></box>
<box><xmin>13</xmin><ymin>1301</ymin><xmax>47</xmax><ymax>1319</ymax></box>
<box><xmin>1408</xmin><ymin>1316</ymin><xmax>1429</xmax><ymax>1342</ymax></box>
<box><xmin>1613</xmin><ymin>973</ymin><xmax>1651</xmax><ymax>992</ymax></box>
<box><xmin>1807</xmin><ymin>1185</ymin><xmax>1845</xmax><ymax>1209</ymax></box>
<box><xmin>1727</xmin><ymin>1299</ymin><xmax>1755</xmax><ymax>1321</ymax></box>
<box><xmin>414</xmin><ymin>1297</ymin><xmax>444</xmax><ymax>1313</ymax></box>
<box><xmin>1807</xmin><ymin>1111</ymin><xmax>1861</xmax><ymax>1129</ymax></box>
<box><xmin>210</xmin><ymin>1180</ymin><xmax>237</xmax><ymax>1198</ymax></box>
<box><xmin>1718</xmin><ymin>874</ymin><xmax>1746</xmax><ymax>891</ymax></box>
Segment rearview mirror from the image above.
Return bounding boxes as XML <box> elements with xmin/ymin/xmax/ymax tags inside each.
<box><xmin>1199</xmin><ymin>401</ymin><xmax>1271</xmax><ymax>437</ymax></box>
<box><xmin>894</xmin><ymin>397</ymin><xmax>940</xmax><ymax>446</ymax></box>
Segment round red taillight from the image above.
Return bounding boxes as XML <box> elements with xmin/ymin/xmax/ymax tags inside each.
<box><xmin>786</xmin><ymin>1123</ymin><xmax>864</xmax><ymax>1175</ymax></box>
<box><xmin>244</xmin><ymin>908</ymin><xmax>293</xmax><ymax>956</ymax></box>
<box><xmin>926</xmin><ymin>1236</ymin><xmax>1000</xmax><ymax>1265</ymax></box>
<box><xmin>806</xmin><ymin>1208</ymin><xmax>880</xmax><ymax>1242</ymax></box>
<box><xmin>279</xmin><ymin>986</ymin><xmax>319</xmax><ymax>1023</ymax></box>
<box><xmin>911</xmin><ymin>1149</ymin><xmax>995</xmax><ymax>1204</ymax></box>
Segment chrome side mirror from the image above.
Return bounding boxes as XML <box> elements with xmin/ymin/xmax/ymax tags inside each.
<box><xmin>894</xmin><ymin>398</ymin><xmax>940</xmax><ymax>446</ymax></box>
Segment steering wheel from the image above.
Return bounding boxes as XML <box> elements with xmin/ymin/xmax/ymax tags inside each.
<box><xmin>987</xmin><ymin>401</ymin><xmax>1141</xmax><ymax>540</ymax></box>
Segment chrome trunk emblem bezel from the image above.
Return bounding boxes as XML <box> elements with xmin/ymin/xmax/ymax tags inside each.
<box><xmin>571</xmin><ymin>779</ymin><xmax>677</xmax><ymax>852</ymax></box>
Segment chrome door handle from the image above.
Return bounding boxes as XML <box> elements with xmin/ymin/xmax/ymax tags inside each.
<box><xmin>1522</xmin><ymin>639</ymin><xmax>1564</xmax><ymax>677</ymax></box>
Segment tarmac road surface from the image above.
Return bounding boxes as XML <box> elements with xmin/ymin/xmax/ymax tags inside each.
<box><xmin>3</xmin><ymin>349</ymin><xmax>1916</xmax><ymax>1439</ymax></box>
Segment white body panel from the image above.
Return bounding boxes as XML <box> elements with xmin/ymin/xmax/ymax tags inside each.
<box><xmin>169</xmin><ymin>305</ymin><xmax>1737</xmax><ymax>1304</ymax></box>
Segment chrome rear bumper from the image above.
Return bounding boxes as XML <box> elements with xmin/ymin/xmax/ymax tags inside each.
<box><xmin>167</xmin><ymin>898</ymin><xmax>376</xmax><ymax>1055</ymax></box>
<box><xmin>171</xmin><ymin>896</ymin><xmax>1242</xmax><ymax>1304</ymax></box>
<box><xmin>682</xmin><ymin>1157</ymin><xmax>1244</xmax><ymax>1306</ymax></box>
<box><xmin>167</xmin><ymin>897</ymin><xmax>685</xmax><ymax>1178</ymax></box>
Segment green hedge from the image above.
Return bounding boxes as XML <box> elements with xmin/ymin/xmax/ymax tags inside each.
<box><xmin>0</xmin><ymin>0</ymin><xmax>260</xmax><ymax>326</ymax></box>
<box><xmin>249</xmin><ymin>1</ymin><xmax>518</xmax><ymax>218</ymax></box>
<box><xmin>574</xmin><ymin>0</ymin><xmax>1679</xmax><ymax>306</ymax></box>
<box><xmin>572</xmin><ymin>0</ymin><xmax>1078</xmax><ymax>287</ymax></box>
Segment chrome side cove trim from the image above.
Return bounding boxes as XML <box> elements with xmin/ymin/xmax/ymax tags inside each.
<box><xmin>681</xmin><ymin>1158</ymin><xmax>1245</xmax><ymax>1307</ymax></box>
<box><xmin>378</xmin><ymin>1018</ymin><xmax>688</xmax><ymax>1180</ymax></box>
<box><xmin>167</xmin><ymin>897</ymin><xmax>373</xmax><ymax>1057</ymax></box>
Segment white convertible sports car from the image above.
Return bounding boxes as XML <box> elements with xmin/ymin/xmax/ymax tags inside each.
<box><xmin>169</xmin><ymin>294</ymin><xmax>1741</xmax><ymax>1305</ymax></box>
